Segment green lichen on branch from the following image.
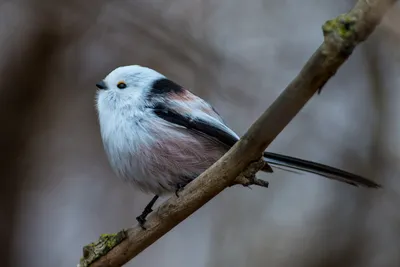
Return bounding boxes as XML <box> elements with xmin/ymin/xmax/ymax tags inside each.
<box><xmin>320</xmin><ymin>13</ymin><xmax>360</xmax><ymax>59</ymax></box>
<box><xmin>322</xmin><ymin>14</ymin><xmax>357</xmax><ymax>39</ymax></box>
<box><xmin>79</xmin><ymin>231</ymin><xmax>127</xmax><ymax>267</ymax></box>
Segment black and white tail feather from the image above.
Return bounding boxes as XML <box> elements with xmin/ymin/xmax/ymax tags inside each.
<box><xmin>263</xmin><ymin>152</ymin><xmax>380</xmax><ymax>188</ymax></box>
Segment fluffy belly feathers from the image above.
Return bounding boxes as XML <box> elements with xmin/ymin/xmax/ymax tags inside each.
<box><xmin>102</xmin><ymin>116</ymin><xmax>228</xmax><ymax>195</ymax></box>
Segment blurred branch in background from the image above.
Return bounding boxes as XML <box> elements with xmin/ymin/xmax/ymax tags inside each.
<box><xmin>0</xmin><ymin>10</ymin><xmax>62</xmax><ymax>267</ymax></box>
<box><xmin>0</xmin><ymin>1</ymin><xmax>109</xmax><ymax>266</ymax></box>
<box><xmin>380</xmin><ymin>5</ymin><xmax>400</xmax><ymax>41</ymax></box>
<box><xmin>109</xmin><ymin>1</ymin><xmax>227</xmax><ymax>100</ymax></box>
<box><xmin>79</xmin><ymin>0</ymin><xmax>395</xmax><ymax>266</ymax></box>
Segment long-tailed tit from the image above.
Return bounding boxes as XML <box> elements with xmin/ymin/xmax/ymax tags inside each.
<box><xmin>95</xmin><ymin>65</ymin><xmax>380</xmax><ymax>228</ymax></box>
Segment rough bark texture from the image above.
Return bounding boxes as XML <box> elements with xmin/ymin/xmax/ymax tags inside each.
<box><xmin>79</xmin><ymin>0</ymin><xmax>397</xmax><ymax>266</ymax></box>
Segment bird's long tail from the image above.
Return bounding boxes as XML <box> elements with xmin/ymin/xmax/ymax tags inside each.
<box><xmin>262</xmin><ymin>152</ymin><xmax>381</xmax><ymax>188</ymax></box>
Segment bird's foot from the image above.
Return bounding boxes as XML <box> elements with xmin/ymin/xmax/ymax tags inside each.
<box><xmin>136</xmin><ymin>204</ymin><xmax>154</xmax><ymax>230</ymax></box>
<box><xmin>136</xmin><ymin>195</ymin><xmax>159</xmax><ymax>230</ymax></box>
<box><xmin>175</xmin><ymin>183</ymin><xmax>186</xmax><ymax>197</ymax></box>
<box><xmin>231</xmin><ymin>159</ymin><xmax>269</xmax><ymax>189</ymax></box>
<box><xmin>136</xmin><ymin>214</ymin><xmax>148</xmax><ymax>230</ymax></box>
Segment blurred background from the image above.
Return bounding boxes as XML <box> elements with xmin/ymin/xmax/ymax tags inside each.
<box><xmin>1</xmin><ymin>0</ymin><xmax>400</xmax><ymax>266</ymax></box>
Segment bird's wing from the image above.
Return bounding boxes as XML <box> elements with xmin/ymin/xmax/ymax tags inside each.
<box><xmin>148</xmin><ymin>81</ymin><xmax>240</xmax><ymax>146</ymax></box>
<box><xmin>148</xmin><ymin>83</ymin><xmax>273</xmax><ymax>173</ymax></box>
<box><xmin>148</xmin><ymin>81</ymin><xmax>380</xmax><ymax>188</ymax></box>
<box><xmin>152</xmin><ymin>102</ymin><xmax>239</xmax><ymax>147</ymax></box>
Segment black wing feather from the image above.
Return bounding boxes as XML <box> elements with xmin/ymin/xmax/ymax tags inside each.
<box><xmin>152</xmin><ymin>103</ymin><xmax>238</xmax><ymax>147</ymax></box>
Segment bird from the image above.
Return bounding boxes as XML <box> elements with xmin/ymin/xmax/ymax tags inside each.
<box><xmin>95</xmin><ymin>65</ymin><xmax>381</xmax><ymax>229</ymax></box>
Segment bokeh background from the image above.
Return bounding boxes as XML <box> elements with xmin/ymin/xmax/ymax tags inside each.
<box><xmin>1</xmin><ymin>0</ymin><xmax>400</xmax><ymax>266</ymax></box>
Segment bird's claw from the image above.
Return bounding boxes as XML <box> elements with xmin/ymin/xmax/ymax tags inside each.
<box><xmin>137</xmin><ymin>206</ymin><xmax>153</xmax><ymax>229</ymax></box>
<box><xmin>175</xmin><ymin>183</ymin><xmax>186</xmax><ymax>197</ymax></box>
<box><xmin>136</xmin><ymin>215</ymin><xmax>147</xmax><ymax>230</ymax></box>
<box><xmin>136</xmin><ymin>195</ymin><xmax>159</xmax><ymax>230</ymax></box>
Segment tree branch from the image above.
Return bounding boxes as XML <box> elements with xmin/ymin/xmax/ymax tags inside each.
<box><xmin>79</xmin><ymin>0</ymin><xmax>396</xmax><ymax>266</ymax></box>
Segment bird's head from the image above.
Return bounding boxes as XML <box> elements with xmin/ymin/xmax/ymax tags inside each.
<box><xmin>95</xmin><ymin>65</ymin><xmax>166</xmax><ymax>112</ymax></box>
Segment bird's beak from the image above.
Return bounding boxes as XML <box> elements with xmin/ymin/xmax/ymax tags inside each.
<box><xmin>96</xmin><ymin>80</ymin><xmax>108</xmax><ymax>90</ymax></box>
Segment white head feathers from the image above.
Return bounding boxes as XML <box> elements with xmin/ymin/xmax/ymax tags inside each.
<box><xmin>96</xmin><ymin>65</ymin><xmax>166</xmax><ymax>112</ymax></box>
<box><xmin>102</xmin><ymin>65</ymin><xmax>165</xmax><ymax>93</ymax></box>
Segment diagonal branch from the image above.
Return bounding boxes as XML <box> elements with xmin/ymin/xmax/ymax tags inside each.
<box><xmin>79</xmin><ymin>0</ymin><xmax>396</xmax><ymax>266</ymax></box>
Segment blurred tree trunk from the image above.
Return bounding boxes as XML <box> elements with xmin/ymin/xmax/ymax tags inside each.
<box><xmin>0</xmin><ymin>10</ymin><xmax>61</xmax><ymax>265</ymax></box>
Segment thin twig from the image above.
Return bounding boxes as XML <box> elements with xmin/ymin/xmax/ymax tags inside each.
<box><xmin>79</xmin><ymin>1</ymin><xmax>396</xmax><ymax>266</ymax></box>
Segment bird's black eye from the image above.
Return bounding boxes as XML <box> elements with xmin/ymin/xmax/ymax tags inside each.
<box><xmin>117</xmin><ymin>82</ymin><xmax>127</xmax><ymax>89</ymax></box>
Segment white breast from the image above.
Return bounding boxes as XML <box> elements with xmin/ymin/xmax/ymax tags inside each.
<box><xmin>96</xmin><ymin>91</ymin><xmax>154</xmax><ymax>180</ymax></box>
